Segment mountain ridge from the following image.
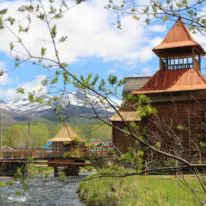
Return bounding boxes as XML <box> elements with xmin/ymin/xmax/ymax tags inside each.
<box><xmin>0</xmin><ymin>91</ymin><xmax>115</xmax><ymax>122</ymax></box>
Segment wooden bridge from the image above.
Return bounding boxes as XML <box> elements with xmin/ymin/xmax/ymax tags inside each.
<box><xmin>0</xmin><ymin>146</ymin><xmax>116</xmax><ymax>177</ymax></box>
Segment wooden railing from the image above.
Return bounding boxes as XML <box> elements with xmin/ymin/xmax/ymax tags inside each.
<box><xmin>0</xmin><ymin>146</ymin><xmax>116</xmax><ymax>159</ymax></box>
<box><xmin>0</xmin><ymin>149</ymin><xmax>64</xmax><ymax>159</ymax></box>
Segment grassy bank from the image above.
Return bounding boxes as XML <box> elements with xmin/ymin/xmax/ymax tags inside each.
<box><xmin>78</xmin><ymin>168</ymin><xmax>204</xmax><ymax>206</ymax></box>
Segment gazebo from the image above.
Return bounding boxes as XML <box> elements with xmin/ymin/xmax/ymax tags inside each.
<box><xmin>50</xmin><ymin>123</ymin><xmax>80</xmax><ymax>151</ymax></box>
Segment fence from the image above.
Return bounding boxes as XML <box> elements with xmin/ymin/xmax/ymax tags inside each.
<box><xmin>0</xmin><ymin>145</ymin><xmax>116</xmax><ymax>159</ymax></box>
<box><xmin>0</xmin><ymin>149</ymin><xmax>64</xmax><ymax>159</ymax></box>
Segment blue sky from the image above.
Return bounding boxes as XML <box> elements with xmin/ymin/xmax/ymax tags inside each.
<box><xmin>0</xmin><ymin>0</ymin><xmax>205</xmax><ymax>102</ymax></box>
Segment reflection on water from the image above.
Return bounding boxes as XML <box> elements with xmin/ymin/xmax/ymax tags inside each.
<box><xmin>0</xmin><ymin>173</ymin><xmax>88</xmax><ymax>206</ymax></box>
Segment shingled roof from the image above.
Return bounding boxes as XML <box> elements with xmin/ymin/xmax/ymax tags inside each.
<box><xmin>132</xmin><ymin>18</ymin><xmax>206</xmax><ymax>95</ymax></box>
<box><xmin>153</xmin><ymin>18</ymin><xmax>205</xmax><ymax>55</ymax></box>
<box><xmin>132</xmin><ymin>68</ymin><xmax>206</xmax><ymax>94</ymax></box>
<box><xmin>110</xmin><ymin>111</ymin><xmax>140</xmax><ymax>122</ymax></box>
<box><xmin>123</xmin><ymin>77</ymin><xmax>151</xmax><ymax>94</ymax></box>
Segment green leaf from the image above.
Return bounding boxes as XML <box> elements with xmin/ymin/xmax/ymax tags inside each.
<box><xmin>108</xmin><ymin>75</ymin><xmax>117</xmax><ymax>85</ymax></box>
<box><xmin>76</xmin><ymin>0</ymin><xmax>85</xmax><ymax>4</ymax></box>
<box><xmin>50</xmin><ymin>76</ymin><xmax>58</xmax><ymax>84</ymax></box>
<box><xmin>37</xmin><ymin>13</ymin><xmax>45</xmax><ymax>20</ymax></box>
<box><xmin>182</xmin><ymin>0</ymin><xmax>188</xmax><ymax>5</ymax></box>
<box><xmin>41</xmin><ymin>47</ymin><xmax>46</xmax><ymax>57</ymax></box>
<box><xmin>52</xmin><ymin>96</ymin><xmax>59</xmax><ymax>101</ymax></box>
<box><xmin>59</xmin><ymin>36</ymin><xmax>68</xmax><ymax>43</ymax></box>
<box><xmin>133</xmin><ymin>15</ymin><xmax>139</xmax><ymax>21</ymax></box>
<box><xmin>28</xmin><ymin>93</ymin><xmax>34</xmax><ymax>102</ymax></box>
<box><xmin>60</xmin><ymin>63</ymin><xmax>68</xmax><ymax>68</ymax></box>
<box><xmin>9</xmin><ymin>42</ymin><xmax>14</xmax><ymax>51</ymax></box>
<box><xmin>51</xmin><ymin>25</ymin><xmax>57</xmax><ymax>38</ymax></box>
<box><xmin>17</xmin><ymin>87</ymin><xmax>25</xmax><ymax>94</ymax></box>
<box><xmin>85</xmin><ymin>73</ymin><xmax>92</xmax><ymax>85</ymax></box>
<box><xmin>117</xmin><ymin>20</ymin><xmax>122</xmax><ymax>29</ymax></box>
<box><xmin>162</xmin><ymin>15</ymin><xmax>168</xmax><ymax>22</ymax></box>
<box><xmin>54</xmin><ymin>14</ymin><xmax>63</xmax><ymax>19</ymax></box>
<box><xmin>41</xmin><ymin>79</ymin><xmax>48</xmax><ymax>86</ymax></box>
<box><xmin>0</xmin><ymin>17</ymin><xmax>4</xmax><ymax>29</ymax></box>
<box><xmin>91</xmin><ymin>75</ymin><xmax>99</xmax><ymax>86</ymax></box>
<box><xmin>36</xmin><ymin>97</ymin><xmax>43</xmax><ymax>104</ymax></box>
<box><xmin>63</xmin><ymin>71</ymin><xmax>70</xmax><ymax>83</ymax></box>
<box><xmin>0</xmin><ymin>9</ymin><xmax>8</xmax><ymax>15</ymax></box>
<box><xmin>98</xmin><ymin>79</ymin><xmax>106</xmax><ymax>91</ymax></box>
<box><xmin>6</xmin><ymin>17</ymin><xmax>15</xmax><ymax>25</ymax></box>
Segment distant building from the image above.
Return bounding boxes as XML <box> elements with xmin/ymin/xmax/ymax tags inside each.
<box><xmin>50</xmin><ymin>123</ymin><xmax>80</xmax><ymax>151</ymax></box>
<box><xmin>111</xmin><ymin>18</ymin><xmax>206</xmax><ymax>154</ymax></box>
<box><xmin>91</xmin><ymin>140</ymin><xmax>112</xmax><ymax>147</ymax></box>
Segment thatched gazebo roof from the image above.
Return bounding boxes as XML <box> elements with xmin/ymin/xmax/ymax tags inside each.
<box><xmin>50</xmin><ymin>123</ymin><xmax>79</xmax><ymax>143</ymax></box>
<box><xmin>110</xmin><ymin>111</ymin><xmax>141</xmax><ymax>122</ymax></box>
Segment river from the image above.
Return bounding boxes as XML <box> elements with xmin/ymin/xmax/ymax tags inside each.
<box><xmin>0</xmin><ymin>173</ymin><xmax>87</xmax><ymax>206</ymax></box>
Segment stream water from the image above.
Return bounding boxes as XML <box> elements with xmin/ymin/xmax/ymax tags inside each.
<box><xmin>0</xmin><ymin>173</ymin><xmax>88</xmax><ymax>206</ymax></box>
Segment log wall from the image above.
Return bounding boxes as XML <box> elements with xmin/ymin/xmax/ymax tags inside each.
<box><xmin>112</xmin><ymin>90</ymin><xmax>206</xmax><ymax>154</ymax></box>
<box><xmin>148</xmin><ymin>91</ymin><xmax>206</xmax><ymax>151</ymax></box>
<box><xmin>112</xmin><ymin>121</ymin><xmax>139</xmax><ymax>152</ymax></box>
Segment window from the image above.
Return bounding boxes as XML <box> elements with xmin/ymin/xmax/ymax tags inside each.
<box><xmin>161</xmin><ymin>57</ymin><xmax>197</xmax><ymax>70</ymax></box>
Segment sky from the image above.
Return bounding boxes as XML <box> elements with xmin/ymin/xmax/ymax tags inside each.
<box><xmin>0</xmin><ymin>0</ymin><xmax>205</xmax><ymax>102</ymax></box>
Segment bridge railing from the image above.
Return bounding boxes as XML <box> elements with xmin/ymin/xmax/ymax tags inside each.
<box><xmin>0</xmin><ymin>145</ymin><xmax>117</xmax><ymax>159</ymax></box>
<box><xmin>61</xmin><ymin>145</ymin><xmax>116</xmax><ymax>159</ymax></box>
<box><xmin>0</xmin><ymin>149</ymin><xmax>64</xmax><ymax>159</ymax></box>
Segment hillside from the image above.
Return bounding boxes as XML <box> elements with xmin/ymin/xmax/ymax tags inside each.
<box><xmin>2</xmin><ymin>117</ymin><xmax>112</xmax><ymax>148</ymax></box>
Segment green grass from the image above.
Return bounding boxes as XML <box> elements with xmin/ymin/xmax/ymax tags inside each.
<box><xmin>0</xmin><ymin>181</ymin><xmax>5</xmax><ymax>187</ymax></box>
<box><xmin>28</xmin><ymin>164</ymin><xmax>53</xmax><ymax>177</ymax></box>
<box><xmin>79</xmin><ymin>171</ymin><xmax>205</xmax><ymax>206</ymax></box>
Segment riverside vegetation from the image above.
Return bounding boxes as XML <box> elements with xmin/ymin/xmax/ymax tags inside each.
<box><xmin>78</xmin><ymin>166</ymin><xmax>203</xmax><ymax>206</ymax></box>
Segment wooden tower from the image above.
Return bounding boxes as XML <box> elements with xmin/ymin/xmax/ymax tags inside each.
<box><xmin>111</xmin><ymin>18</ymin><xmax>206</xmax><ymax>155</ymax></box>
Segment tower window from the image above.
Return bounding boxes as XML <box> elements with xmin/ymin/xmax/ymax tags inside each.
<box><xmin>161</xmin><ymin>57</ymin><xmax>197</xmax><ymax>70</ymax></box>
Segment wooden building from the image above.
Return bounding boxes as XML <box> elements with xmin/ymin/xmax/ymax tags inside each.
<box><xmin>50</xmin><ymin>123</ymin><xmax>79</xmax><ymax>151</ymax></box>
<box><xmin>111</xmin><ymin>18</ymin><xmax>206</xmax><ymax>154</ymax></box>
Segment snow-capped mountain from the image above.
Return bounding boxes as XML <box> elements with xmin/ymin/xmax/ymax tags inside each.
<box><xmin>0</xmin><ymin>90</ymin><xmax>119</xmax><ymax>121</ymax></box>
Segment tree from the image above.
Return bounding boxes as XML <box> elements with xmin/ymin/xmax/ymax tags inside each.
<box><xmin>106</xmin><ymin>0</ymin><xmax>206</xmax><ymax>33</ymax></box>
<box><xmin>3</xmin><ymin>123</ymin><xmax>49</xmax><ymax>148</ymax></box>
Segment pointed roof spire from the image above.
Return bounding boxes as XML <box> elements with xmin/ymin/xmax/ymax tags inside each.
<box><xmin>50</xmin><ymin>123</ymin><xmax>79</xmax><ymax>142</ymax></box>
<box><xmin>153</xmin><ymin>18</ymin><xmax>205</xmax><ymax>55</ymax></box>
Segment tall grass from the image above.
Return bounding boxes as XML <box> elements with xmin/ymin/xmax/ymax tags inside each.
<box><xmin>79</xmin><ymin>168</ymin><xmax>204</xmax><ymax>206</ymax></box>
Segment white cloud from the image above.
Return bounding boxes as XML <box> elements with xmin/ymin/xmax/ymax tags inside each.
<box><xmin>148</xmin><ymin>24</ymin><xmax>167</xmax><ymax>33</ymax></box>
<box><xmin>0</xmin><ymin>62</ymin><xmax>12</xmax><ymax>85</ymax></box>
<box><xmin>192</xmin><ymin>32</ymin><xmax>206</xmax><ymax>51</ymax></box>
<box><xmin>107</xmin><ymin>68</ymin><xmax>117</xmax><ymax>74</ymax></box>
<box><xmin>0</xmin><ymin>88</ymin><xmax>18</xmax><ymax>100</ymax></box>
<box><xmin>21</xmin><ymin>75</ymin><xmax>48</xmax><ymax>95</ymax></box>
<box><xmin>130</xmin><ymin>67</ymin><xmax>152</xmax><ymax>77</ymax></box>
<box><xmin>141</xmin><ymin>67</ymin><xmax>152</xmax><ymax>76</ymax></box>
<box><xmin>0</xmin><ymin>73</ymin><xmax>12</xmax><ymax>85</ymax></box>
<box><xmin>0</xmin><ymin>0</ymin><xmax>165</xmax><ymax>65</ymax></box>
<box><xmin>0</xmin><ymin>75</ymin><xmax>47</xmax><ymax>101</ymax></box>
